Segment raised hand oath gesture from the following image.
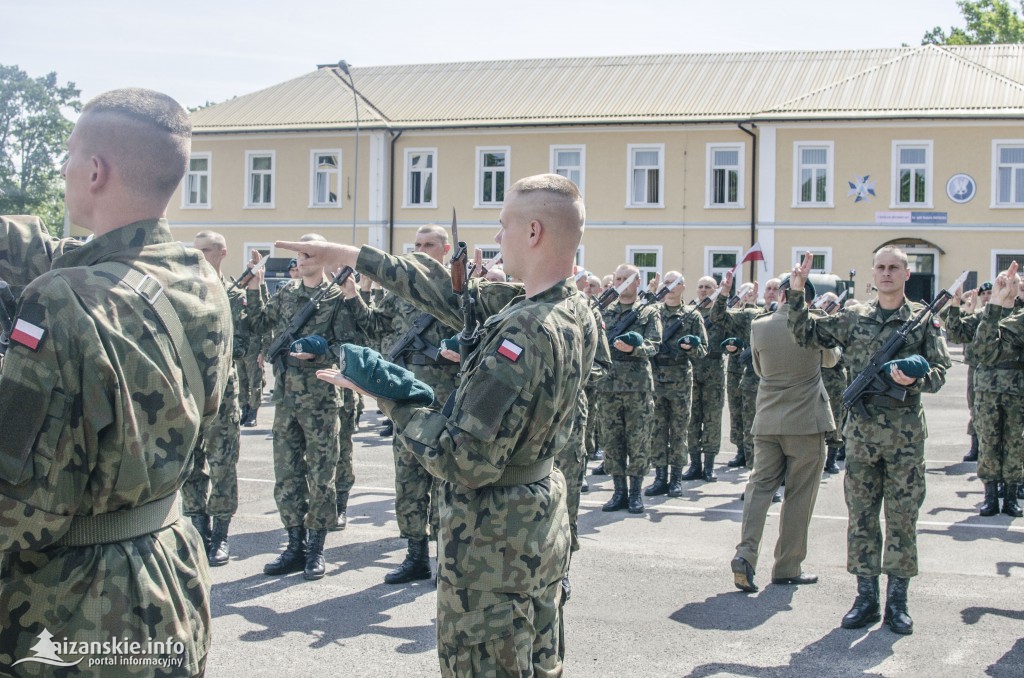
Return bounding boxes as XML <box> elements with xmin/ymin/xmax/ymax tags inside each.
<box><xmin>720</xmin><ymin>269</ymin><xmax>733</xmax><ymax>295</ymax></box>
<box><xmin>992</xmin><ymin>261</ymin><xmax>1019</xmax><ymax>308</ymax></box>
<box><xmin>790</xmin><ymin>251</ymin><xmax>813</xmax><ymax>292</ymax></box>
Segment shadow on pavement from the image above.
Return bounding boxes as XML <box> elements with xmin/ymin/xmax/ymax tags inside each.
<box><xmin>668</xmin><ymin>585</ymin><xmax>795</xmax><ymax>631</ymax></box>
<box><xmin>960</xmin><ymin>606</ymin><xmax>1024</xmax><ymax>678</ymax></box>
<box><xmin>918</xmin><ymin>516</ymin><xmax>1024</xmax><ymax>544</ymax></box>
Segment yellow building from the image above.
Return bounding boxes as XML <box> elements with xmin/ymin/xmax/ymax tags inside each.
<box><xmin>166</xmin><ymin>45</ymin><xmax>1024</xmax><ymax>300</ymax></box>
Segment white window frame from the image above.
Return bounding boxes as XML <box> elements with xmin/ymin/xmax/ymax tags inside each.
<box><xmin>550</xmin><ymin>145</ymin><xmax>586</xmax><ymax>197</ymax></box>
<box><xmin>626</xmin><ymin>245</ymin><xmax>663</xmax><ymax>285</ymax></box>
<box><xmin>993</xmin><ymin>249</ymin><xmax>1024</xmax><ymax>278</ymax></box>
<box><xmin>475</xmin><ymin>147</ymin><xmax>510</xmax><ymax>208</ymax></box>
<box><xmin>792</xmin><ymin>142</ymin><xmax>834</xmax><ymax>208</ymax></box>
<box><xmin>245</xmin><ymin>150</ymin><xmax>276</xmax><ymax>209</ymax></box>
<box><xmin>705</xmin><ymin>246</ymin><xmax>743</xmax><ymax>285</ymax></box>
<box><xmin>790</xmin><ymin>247</ymin><xmax>832</xmax><ymax>274</ymax></box>
<box><xmin>991</xmin><ymin>139</ymin><xmax>1024</xmax><ymax>208</ymax></box>
<box><xmin>309</xmin><ymin>149</ymin><xmax>342</xmax><ymax>208</ymax></box>
<box><xmin>891</xmin><ymin>140</ymin><xmax>933</xmax><ymax>208</ymax></box>
<box><xmin>404</xmin><ymin>148</ymin><xmax>437</xmax><ymax>208</ymax></box>
<box><xmin>243</xmin><ymin>242</ymin><xmax>273</xmax><ymax>270</ymax></box>
<box><xmin>626</xmin><ymin>144</ymin><xmax>665</xmax><ymax>208</ymax></box>
<box><xmin>182</xmin><ymin>152</ymin><xmax>212</xmax><ymax>209</ymax></box>
<box><xmin>706</xmin><ymin>143</ymin><xmax>745</xmax><ymax>209</ymax></box>
<box><xmin>402</xmin><ymin>243</ymin><xmax>416</xmax><ymax>254</ymax></box>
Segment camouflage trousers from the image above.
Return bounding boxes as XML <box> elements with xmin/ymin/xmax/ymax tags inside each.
<box><xmin>687</xmin><ymin>358</ymin><xmax>725</xmax><ymax>455</ymax></box>
<box><xmin>336</xmin><ymin>389</ymin><xmax>357</xmax><ymax>494</ymax></box>
<box><xmin>974</xmin><ymin>389</ymin><xmax>1024</xmax><ymax>483</ymax></box>
<box><xmin>273</xmin><ymin>402</ymin><xmax>340</xmax><ymax>530</ymax></box>
<box><xmin>182</xmin><ymin>369</ymin><xmax>241</xmax><ymax>518</ymax></box>
<box><xmin>436</xmin><ymin>578</ymin><xmax>563</xmax><ymax>678</ymax></box>
<box><xmin>726</xmin><ymin>364</ymin><xmax>744</xmax><ymax>447</ymax></box>
<box><xmin>598</xmin><ymin>390</ymin><xmax>655</xmax><ymax>477</ymax></box>
<box><xmin>393</xmin><ymin>435</ymin><xmax>441</xmax><ymax>540</ymax></box>
<box><xmin>556</xmin><ymin>398</ymin><xmax>589</xmax><ymax>553</ymax></box>
<box><xmin>822</xmin><ymin>366</ymin><xmax>847</xmax><ymax>447</ymax></box>
<box><xmin>844</xmin><ymin>438</ymin><xmax>926</xmax><ymax>578</ymax></box>
<box><xmin>584</xmin><ymin>387</ymin><xmax>600</xmax><ymax>458</ymax></box>
<box><xmin>237</xmin><ymin>342</ymin><xmax>265</xmax><ymax>411</ymax></box>
<box><xmin>651</xmin><ymin>369</ymin><xmax>693</xmax><ymax>468</ymax></box>
<box><xmin>966</xmin><ymin>365</ymin><xmax>976</xmax><ymax>437</ymax></box>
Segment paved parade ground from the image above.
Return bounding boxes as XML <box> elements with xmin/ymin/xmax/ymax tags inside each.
<box><xmin>206</xmin><ymin>346</ymin><xmax>1023</xmax><ymax>677</ymax></box>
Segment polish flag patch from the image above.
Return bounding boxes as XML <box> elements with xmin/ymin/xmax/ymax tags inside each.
<box><xmin>497</xmin><ymin>338</ymin><xmax>523</xmax><ymax>362</ymax></box>
<box><xmin>10</xmin><ymin>318</ymin><xmax>46</xmax><ymax>351</ymax></box>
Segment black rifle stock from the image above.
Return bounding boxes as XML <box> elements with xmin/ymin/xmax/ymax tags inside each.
<box><xmin>386</xmin><ymin>312</ymin><xmax>440</xmax><ymax>364</ymax></box>
<box><xmin>266</xmin><ymin>266</ymin><xmax>353</xmax><ymax>377</ymax></box>
<box><xmin>0</xmin><ymin>280</ymin><xmax>16</xmax><ymax>355</ymax></box>
<box><xmin>450</xmin><ymin>210</ymin><xmax>482</xmax><ymax>364</ymax></box>
<box><xmin>607</xmin><ymin>281</ymin><xmax>681</xmax><ymax>342</ymax></box>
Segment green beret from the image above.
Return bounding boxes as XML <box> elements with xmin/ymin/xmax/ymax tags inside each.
<box><xmin>884</xmin><ymin>355</ymin><xmax>930</xmax><ymax>379</ymax></box>
<box><xmin>291</xmin><ymin>335</ymin><xmax>328</xmax><ymax>355</ymax></box>
<box><xmin>721</xmin><ymin>337</ymin><xmax>746</xmax><ymax>351</ymax></box>
<box><xmin>979</xmin><ymin>281</ymin><xmax>993</xmax><ymax>292</ymax></box>
<box><xmin>337</xmin><ymin>344</ymin><xmax>434</xmax><ymax>406</ymax></box>
<box><xmin>442</xmin><ymin>336</ymin><xmax>460</xmax><ymax>353</ymax></box>
<box><xmin>679</xmin><ymin>334</ymin><xmax>702</xmax><ymax>349</ymax></box>
<box><xmin>615</xmin><ymin>331</ymin><xmax>644</xmax><ymax>347</ymax></box>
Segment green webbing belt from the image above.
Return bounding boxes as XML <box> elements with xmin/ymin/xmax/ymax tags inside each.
<box><xmin>491</xmin><ymin>457</ymin><xmax>554</xmax><ymax>487</ymax></box>
<box><xmin>55</xmin><ymin>493</ymin><xmax>180</xmax><ymax>547</ymax></box>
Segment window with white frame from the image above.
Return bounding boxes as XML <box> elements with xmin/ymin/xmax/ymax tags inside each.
<box><xmin>627</xmin><ymin>145</ymin><xmax>664</xmax><ymax>207</ymax></box>
<box><xmin>246</xmin><ymin>151</ymin><xmax>275</xmax><ymax>208</ymax></box>
<box><xmin>183</xmin><ymin>153</ymin><xmax>211</xmax><ymax>208</ymax></box>
<box><xmin>790</xmin><ymin>247</ymin><xmax>832</xmax><ymax>274</ymax></box>
<box><xmin>892</xmin><ymin>141</ymin><xmax>932</xmax><ymax>207</ymax></box>
<box><xmin>310</xmin><ymin>150</ymin><xmax>341</xmax><ymax>207</ymax></box>
<box><xmin>551</xmin><ymin>145</ymin><xmax>585</xmax><ymax>194</ymax></box>
<box><xmin>994</xmin><ymin>251</ymin><xmax>1024</xmax><ymax>276</ymax></box>
<box><xmin>706</xmin><ymin>247</ymin><xmax>741</xmax><ymax>284</ymax></box>
<box><xmin>707</xmin><ymin>143</ymin><xmax>744</xmax><ymax>207</ymax></box>
<box><xmin>794</xmin><ymin>143</ymin><xmax>833</xmax><ymax>207</ymax></box>
<box><xmin>476</xmin><ymin>148</ymin><xmax>509</xmax><ymax>206</ymax></box>
<box><xmin>994</xmin><ymin>142</ymin><xmax>1024</xmax><ymax>206</ymax></box>
<box><xmin>627</xmin><ymin>246</ymin><xmax>662</xmax><ymax>285</ymax></box>
<box><xmin>405</xmin><ymin>149</ymin><xmax>436</xmax><ymax>207</ymax></box>
<box><xmin>243</xmin><ymin>243</ymin><xmax>272</xmax><ymax>269</ymax></box>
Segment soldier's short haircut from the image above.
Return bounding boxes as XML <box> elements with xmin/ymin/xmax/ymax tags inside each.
<box><xmin>509</xmin><ymin>173</ymin><xmax>586</xmax><ymax>229</ymax></box>
<box><xmin>664</xmin><ymin>270</ymin><xmax>684</xmax><ymax>284</ymax></box>
<box><xmin>737</xmin><ymin>282</ymin><xmax>755</xmax><ymax>296</ymax></box>
<box><xmin>300</xmin><ymin>233</ymin><xmax>327</xmax><ymax>242</ymax></box>
<box><xmin>874</xmin><ymin>245</ymin><xmax>909</xmax><ymax>268</ymax></box>
<box><xmin>80</xmin><ymin>88</ymin><xmax>191</xmax><ymax>201</ymax></box>
<box><xmin>194</xmin><ymin>230</ymin><xmax>226</xmax><ymax>249</ymax></box>
<box><xmin>697</xmin><ymin>276</ymin><xmax>718</xmax><ymax>287</ymax></box>
<box><xmin>615</xmin><ymin>263</ymin><xmax>640</xmax><ymax>278</ymax></box>
<box><xmin>416</xmin><ymin>223</ymin><xmax>449</xmax><ymax>245</ymax></box>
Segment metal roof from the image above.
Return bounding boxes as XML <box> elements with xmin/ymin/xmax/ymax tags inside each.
<box><xmin>191</xmin><ymin>45</ymin><xmax>1024</xmax><ymax>133</ymax></box>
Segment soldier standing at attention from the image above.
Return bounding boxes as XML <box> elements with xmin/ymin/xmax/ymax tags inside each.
<box><xmin>0</xmin><ymin>88</ymin><xmax>231</xmax><ymax>676</ymax></box>
<box><xmin>787</xmin><ymin>247</ymin><xmax>950</xmax><ymax>635</ymax></box>
<box><xmin>941</xmin><ymin>283</ymin><xmax>989</xmax><ymax>462</ymax></box>
<box><xmin>724</xmin><ymin>282</ymin><xmax>756</xmax><ymax>466</ymax></box>
<box><xmin>683</xmin><ymin>276</ymin><xmax>728</xmax><ymax>482</ymax></box>
<box><xmin>816</xmin><ymin>291</ymin><xmax>850</xmax><ymax>475</ymax></box>
<box><xmin>282</xmin><ymin>173</ymin><xmax>591</xmax><ymax>676</ymax></box>
<box><xmin>597</xmin><ymin>264</ymin><xmax>662</xmax><ymax>515</ymax></box>
<box><xmin>182</xmin><ymin>230</ymin><xmax>246</xmax><ymax>565</ymax></box>
<box><xmin>646</xmin><ymin>271</ymin><xmax>707</xmax><ymax>498</ymax></box>
<box><xmin>246</xmin><ymin>235</ymin><xmax>366</xmax><ymax>581</ymax></box>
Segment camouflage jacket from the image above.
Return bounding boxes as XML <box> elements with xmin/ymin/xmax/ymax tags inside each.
<box><xmin>652</xmin><ymin>302</ymin><xmax>708</xmax><ymax>376</ymax></box>
<box><xmin>0</xmin><ymin>216</ymin><xmax>231</xmax><ymax>676</ymax></box>
<box><xmin>972</xmin><ymin>304</ymin><xmax>1024</xmax><ymax>396</ymax></box>
<box><xmin>940</xmin><ymin>305</ymin><xmax>980</xmax><ymax>366</ymax></box>
<box><xmin>247</xmin><ymin>278</ymin><xmax>366</xmax><ymax>408</ymax></box>
<box><xmin>357</xmin><ymin>247</ymin><xmax>591</xmax><ymax>594</ymax></box>
<box><xmin>694</xmin><ymin>300</ymin><xmax>728</xmax><ymax>361</ymax></box>
<box><xmin>598</xmin><ymin>299</ymin><xmax>662</xmax><ymax>392</ymax></box>
<box><xmin>224</xmin><ymin>276</ymin><xmax>250</xmax><ymax>359</ymax></box>
<box><xmin>787</xmin><ymin>289</ymin><xmax>950</xmax><ymax>444</ymax></box>
<box><xmin>712</xmin><ymin>294</ymin><xmax>768</xmax><ymax>390</ymax></box>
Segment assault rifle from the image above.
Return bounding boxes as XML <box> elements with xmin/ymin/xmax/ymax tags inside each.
<box><xmin>266</xmin><ymin>266</ymin><xmax>354</xmax><ymax>377</ymax></box>
<box><xmin>386</xmin><ymin>312</ymin><xmax>440</xmax><ymax>365</ymax></box>
<box><xmin>842</xmin><ymin>270</ymin><xmax>968</xmax><ymax>417</ymax></box>
<box><xmin>607</xmin><ymin>275</ymin><xmax>685</xmax><ymax>341</ymax></box>
<box><xmin>230</xmin><ymin>257</ymin><xmax>268</xmax><ymax>290</ymax></box>
<box><xmin>593</xmin><ymin>272</ymin><xmax>638</xmax><ymax>310</ymax></box>
<box><xmin>450</xmin><ymin>210</ymin><xmax>483</xmax><ymax>363</ymax></box>
<box><xmin>0</xmin><ymin>280</ymin><xmax>16</xmax><ymax>355</ymax></box>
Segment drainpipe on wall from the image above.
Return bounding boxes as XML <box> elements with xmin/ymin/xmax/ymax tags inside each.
<box><xmin>737</xmin><ymin>122</ymin><xmax>757</xmax><ymax>284</ymax></box>
<box><xmin>387</xmin><ymin>129</ymin><xmax>403</xmax><ymax>254</ymax></box>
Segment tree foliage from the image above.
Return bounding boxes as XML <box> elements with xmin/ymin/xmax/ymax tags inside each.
<box><xmin>0</xmin><ymin>65</ymin><xmax>80</xmax><ymax>234</ymax></box>
<box><xmin>923</xmin><ymin>0</ymin><xmax>1024</xmax><ymax>45</ymax></box>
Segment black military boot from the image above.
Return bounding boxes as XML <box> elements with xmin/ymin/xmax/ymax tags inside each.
<box><xmin>264</xmin><ymin>526</ymin><xmax>306</xmax><ymax>575</ymax></box>
<box><xmin>644</xmin><ymin>467</ymin><xmax>669</xmax><ymax>496</ymax></box>
<box><xmin>824</xmin><ymin>446</ymin><xmax>840</xmax><ymax>474</ymax></box>
<box><xmin>884</xmin><ymin>576</ymin><xmax>914</xmax><ymax>635</ymax></box>
<box><xmin>190</xmin><ymin>514</ymin><xmax>212</xmax><ymax>553</ymax></box>
<box><xmin>384</xmin><ymin>537</ymin><xmax>432</xmax><ymax>584</ymax></box>
<box><xmin>331</xmin><ymin>491</ymin><xmax>349</xmax><ymax>531</ymax></box>
<box><xmin>379</xmin><ymin>419</ymin><xmax>394</xmax><ymax>437</ymax></box>
<box><xmin>602</xmin><ymin>476</ymin><xmax>628</xmax><ymax>512</ymax></box>
<box><xmin>304</xmin><ymin>529</ymin><xmax>328</xmax><ymax>580</ymax></box>
<box><xmin>592</xmin><ymin>461</ymin><xmax>607</xmax><ymax>475</ymax></box>
<box><xmin>726</xmin><ymin>447</ymin><xmax>746</xmax><ymax>468</ymax></box>
<box><xmin>702</xmin><ymin>454</ymin><xmax>718</xmax><ymax>482</ymax></box>
<box><xmin>980</xmin><ymin>481</ymin><xmax>1000</xmax><ymax>516</ymax></box>
<box><xmin>835</xmin><ymin>443</ymin><xmax>846</xmax><ymax>461</ymax></box>
<box><xmin>239</xmin><ymin>404</ymin><xmax>251</xmax><ymax>427</ymax></box>
<box><xmin>841</xmin><ymin>576</ymin><xmax>881</xmax><ymax>629</ymax></box>
<box><xmin>243</xmin><ymin>405</ymin><xmax>259</xmax><ymax>427</ymax></box>
<box><xmin>667</xmin><ymin>466</ymin><xmax>684</xmax><ymax>498</ymax></box>
<box><xmin>208</xmin><ymin>517</ymin><xmax>231</xmax><ymax>566</ymax></box>
<box><xmin>963</xmin><ymin>434</ymin><xmax>979</xmax><ymax>462</ymax></box>
<box><xmin>679</xmin><ymin>454</ymin><xmax>703</xmax><ymax>481</ymax></box>
<box><xmin>627</xmin><ymin>476</ymin><xmax>645</xmax><ymax>514</ymax></box>
<box><xmin>1003</xmin><ymin>484</ymin><xmax>1023</xmax><ymax>518</ymax></box>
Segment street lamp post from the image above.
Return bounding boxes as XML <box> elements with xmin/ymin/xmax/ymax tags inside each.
<box><xmin>338</xmin><ymin>61</ymin><xmax>359</xmax><ymax>245</ymax></box>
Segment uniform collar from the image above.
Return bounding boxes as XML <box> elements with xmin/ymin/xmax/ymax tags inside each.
<box><xmin>51</xmin><ymin>218</ymin><xmax>172</xmax><ymax>270</ymax></box>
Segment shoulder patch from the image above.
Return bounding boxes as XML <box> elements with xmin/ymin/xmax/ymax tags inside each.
<box><xmin>932</xmin><ymin>317</ymin><xmax>941</xmax><ymax>329</ymax></box>
<box><xmin>10</xmin><ymin>302</ymin><xmax>48</xmax><ymax>351</ymax></box>
<box><xmin>497</xmin><ymin>338</ymin><xmax>523</xmax><ymax>362</ymax></box>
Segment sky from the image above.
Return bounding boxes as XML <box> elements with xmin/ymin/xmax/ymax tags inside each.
<box><xmin>3</xmin><ymin>0</ymin><xmax>968</xmax><ymax>110</ymax></box>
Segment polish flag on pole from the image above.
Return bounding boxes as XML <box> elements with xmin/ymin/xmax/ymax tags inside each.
<box><xmin>733</xmin><ymin>242</ymin><xmax>766</xmax><ymax>272</ymax></box>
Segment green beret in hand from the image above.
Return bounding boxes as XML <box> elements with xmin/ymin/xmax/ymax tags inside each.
<box><xmin>615</xmin><ymin>331</ymin><xmax>644</xmax><ymax>347</ymax></box>
<box><xmin>337</xmin><ymin>344</ymin><xmax>435</xmax><ymax>406</ymax></box>
<box><xmin>884</xmin><ymin>355</ymin><xmax>930</xmax><ymax>379</ymax></box>
<box><xmin>721</xmin><ymin>337</ymin><xmax>745</xmax><ymax>351</ymax></box>
<box><xmin>678</xmin><ymin>335</ymin><xmax>702</xmax><ymax>349</ymax></box>
<box><xmin>291</xmin><ymin>335</ymin><xmax>329</xmax><ymax>355</ymax></box>
<box><xmin>442</xmin><ymin>336</ymin><xmax>460</xmax><ymax>353</ymax></box>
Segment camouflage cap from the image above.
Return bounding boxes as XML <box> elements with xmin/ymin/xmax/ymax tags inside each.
<box><xmin>337</xmin><ymin>344</ymin><xmax>434</xmax><ymax>406</ymax></box>
<box><xmin>884</xmin><ymin>354</ymin><xmax>930</xmax><ymax>379</ymax></box>
<box><xmin>291</xmin><ymin>335</ymin><xmax>329</xmax><ymax>355</ymax></box>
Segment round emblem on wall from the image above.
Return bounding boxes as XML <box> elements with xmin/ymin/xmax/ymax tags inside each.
<box><xmin>946</xmin><ymin>173</ymin><xmax>976</xmax><ymax>204</ymax></box>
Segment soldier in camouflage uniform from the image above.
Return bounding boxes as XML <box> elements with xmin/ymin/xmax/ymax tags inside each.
<box><xmin>288</xmin><ymin>173</ymin><xmax>590</xmax><ymax>676</ymax></box>
<box><xmin>940</xmin><ymin>283</ymin><xmax>989</xmax><ymax>462</ymax></box>
<box><xmin>788</xmin><ymin>248</ymin><xmax>950</xmax><ymax>635</ymax></box>
<box><xmin>967</xmin><ymin>266</ymin><xmax>1024</xmax><ymax>517</ymax></box>
<box><xmin>684</xmin><ymin>276</ymin><xmax>728</xmax><ymax>482</ymax></box>
<box><xmin>597</xmin><ymin>264</ymin><xmax>662</xmax><ymax>515</ymax></box>
<box><xmin>0</xmin><ymin>89</ymin><xmax>231</xmax><ymax>677</ymax></box>
<box><xmin>345</xmin><ymin>224</ymin><xmax>461</xmax><ymax>584</ymax></box>
<box><xmin>646</xmin><ymin>272</ymin><xmax>708</xmax><ymax>498</ymax></box>
<box><xmin>725</xmin><ymin>282</ymin><xmax>755</xmax><ymax>462</ymax></box>
<box><xmin>817</xmin><ymin>292</ymin><xmax>849</xmax><ymax>474</ymax></box>
<box><xmin>181</xmin><ymin>231</ymin><xmax>246</xmax><ymax>566</ymax></box>
<box><xmin>246</xmin><ymin>235</ymin><xmax>367</xmax><ymax>581</ymax></box>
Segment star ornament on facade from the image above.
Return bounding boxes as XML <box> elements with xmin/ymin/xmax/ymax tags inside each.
<box><xmin>847</xmin><ymin>175</ymin><xmax>877</xmax><ymax>202</ymax></box>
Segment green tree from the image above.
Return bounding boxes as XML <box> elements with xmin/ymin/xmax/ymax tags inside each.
<box><xmin>0</xmin><ymin>65</ymin><xmax>80</xmax><ymax>234</ymax></box>
<box><xmin>923</xmin><ymin>0</ymin><xmax>1024</xmax><ymax>45</ymax></box>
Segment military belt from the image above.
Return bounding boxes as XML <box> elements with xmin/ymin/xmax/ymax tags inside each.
<box><xmin>491</xmin><ymin>457</ymin><xmax>554</xmax><ymax>487</ymax></box>
<box><xmin>865</xmin><ymin>393</ymin><xmax>921</xmax><ymax>409</ymax></box>
<box><xmin>54</xmin><ymin>494</ymin><xmax>180</xmax><ymax>547</ymax></box>
<box><xmin>704</xmin><ymin>352</ymin><xmax>723</xmax><ymax>360</ymax></box>
<box><xmin>993</xmin><ymin>361</ymin><xmax>1024</xmax><ymax>371</ymax></box>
